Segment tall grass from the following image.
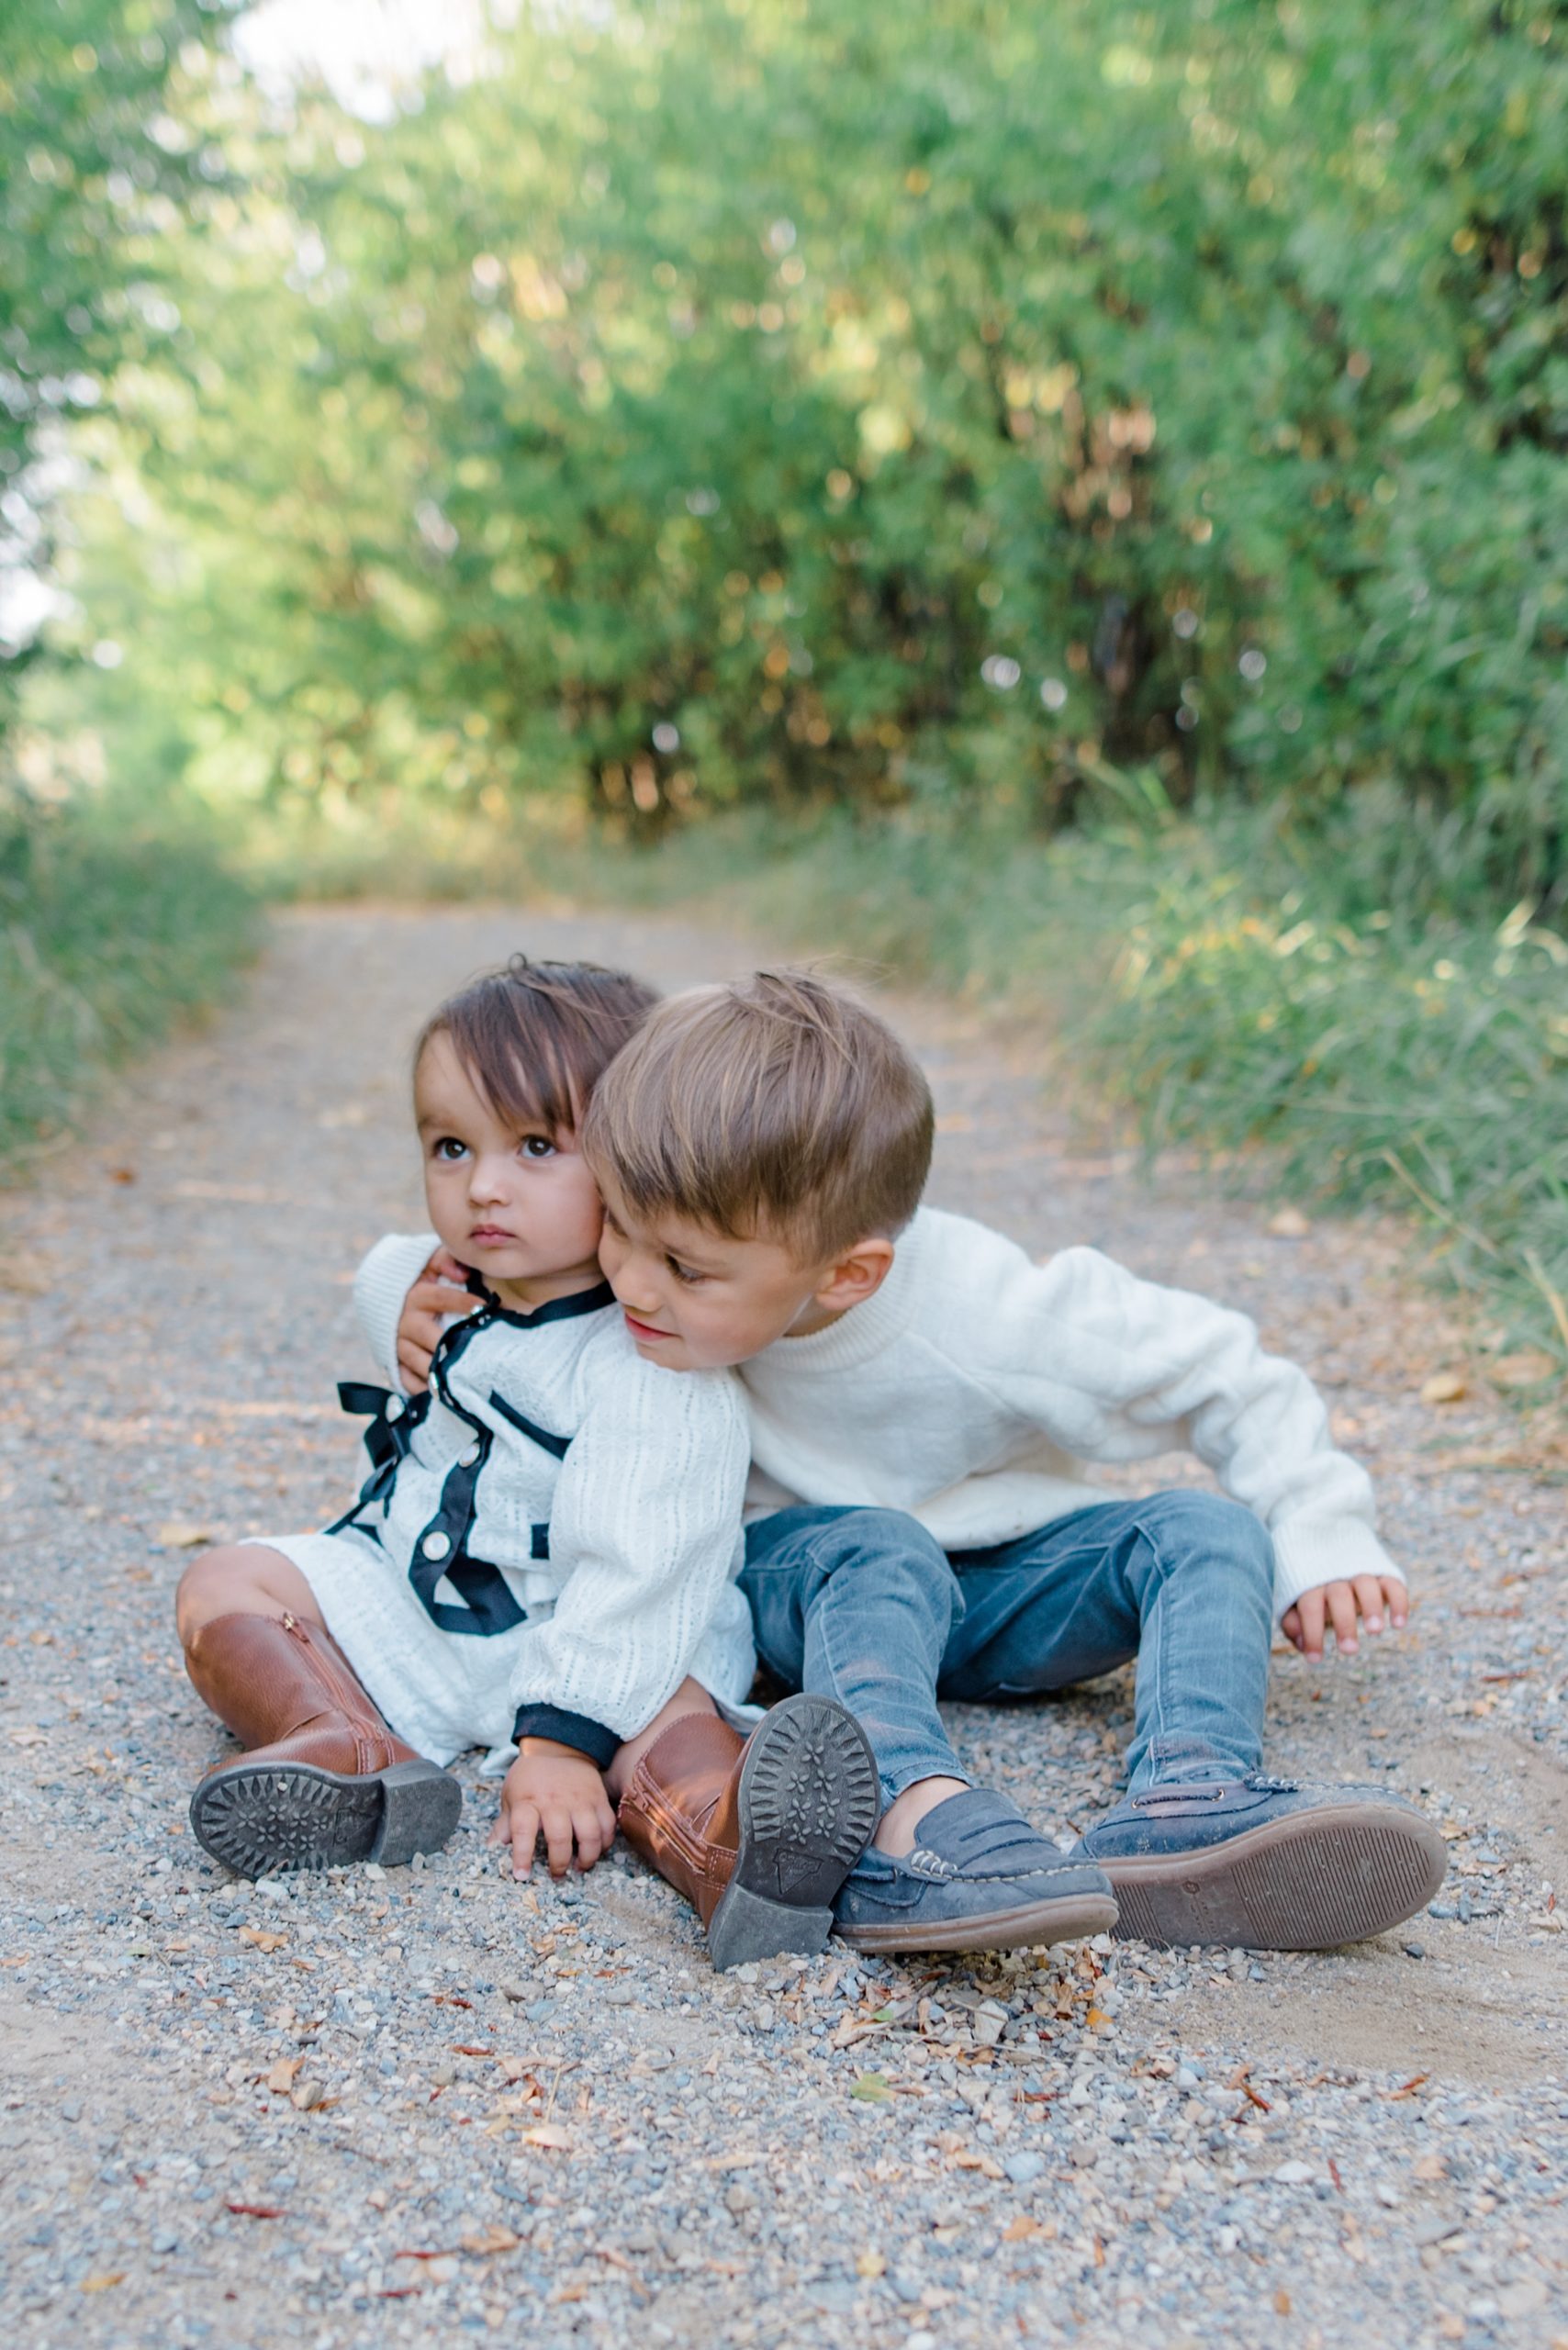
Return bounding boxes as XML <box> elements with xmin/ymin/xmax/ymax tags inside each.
<box><xmin>528</xmin><ymin>799</ymin><xmax>1568</xmax><ymax>1382</ymax></box>
<box><xmin>247</xmin><ymin>785</ymin><xmax>1568</xmax><ymax>1379</ymax></box>
<box><xmin>0</xmin><ymin>787</ymin><xmax>262</xmax><ymax>1171</ymax></box>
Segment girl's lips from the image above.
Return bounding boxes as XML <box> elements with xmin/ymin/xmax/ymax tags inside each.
<box><xmin>468</xmin><ymin>1226</ymin><xmax>516</xmax><ymax>1245</ymax></box>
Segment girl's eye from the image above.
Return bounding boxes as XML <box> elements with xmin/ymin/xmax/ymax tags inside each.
<box><xmin>521</xmin><ymin>1135</ymin><xmax>556</xmax><ymax>1160</ymax></box>
<box><xmin>432</xmin><ymin>1136</ymin><xmax>468</xmax><ymax>1162</ymax></box>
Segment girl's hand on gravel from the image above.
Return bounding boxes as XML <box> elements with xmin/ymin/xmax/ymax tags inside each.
<box><xmin>1281</xmin><ymin>1573</ymin><xmax>1408</xmax><ymax>1662</ymax></box>
<box><xmin>492</xmin><ymin>1743</ymin><xmax>618</xmax><ymax>1878</ymax></box>
<box><xmin>396</xmin><ymin>1246</ymin><xmax>475</xmax><ymax>1391</ymax></box>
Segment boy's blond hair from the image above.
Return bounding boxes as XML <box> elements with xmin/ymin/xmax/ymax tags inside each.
<box><xmin>583</xmin><ymin>968</ymin><xmax>934</xmax><ymax>1264</ymax></box>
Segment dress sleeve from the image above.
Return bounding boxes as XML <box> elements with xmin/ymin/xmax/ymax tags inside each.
<box><xmin>506</xmin><ymin>1349</ymin><xmax>751</xmax><ymax>1765</ymax></box>
<box><xmin>353</xmin><ymin>1232</ymin><xmax>442</xmax><ymax>1392</ymax></box>
<box><xmin>967</xmin><ymin>1237</ymin><xmax>1402</xmax><ymax>1619</ymax></box>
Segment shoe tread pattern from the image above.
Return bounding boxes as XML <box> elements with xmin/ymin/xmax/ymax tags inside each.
<box><xmin>190</xmin><ymin>1763</ymin><xmax>384</xmax><ymax>1875</ymax></box>
<box><xmin>737</xmin><ymin>1697</ymin><xmax>881</xmax><ymax>1911</ymax></box>
<box><xmin>1109</xmin><ymin>1814</ymin><xmax>1447</xmax><ymax>1950</ymax></box>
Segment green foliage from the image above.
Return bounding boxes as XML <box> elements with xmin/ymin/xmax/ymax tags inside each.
<box><xmin>0</xmin><ymin>779</ymin><xmax>260</xmax><ymax>1169</ymax></box>
<box><xmin>58</xmin><ymin>0</ymin><xmax>1568</xmax><ymax>914</ymax></box>
<box><xmin>532</xmin><ymin>797</ymin><xmax>1568</xmax><ymax>1372</ymax></box>
<box><xmin>0</xmin><ymin>0</ymin><xmax>241</xmax><ymax>726</ymax></box>
<box><xmin>1092</xmin><ymin>827</ymin><xmax>1568</xmax><ymax>1372</ymax></box>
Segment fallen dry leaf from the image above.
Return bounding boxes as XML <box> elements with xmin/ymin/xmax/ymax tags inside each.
<box><xmin>1491</xmin><ymin>1348</ymin><xmax>1558</xmax><ymax>1389</ymax></box>
<box><xmin>239</xmin><ymin>1926</ymin><xmax>287</xmax><ymax>1954</ymax></box>
<box><xmin>518</xmin><ymin>2122</ymin><xmax>573</xmax><ymax>2152</ymax></box>
<box><xmin>265</xmin><ymin>2054</ymin><xmax>305</xmax><ymax>2094</ymax></box>
<box><xmin>81</xmin><ymin>2274</ymin><xmax>127</xmax><ymax>2293</ymax></box>
<box><xmin>1419</xmin><ymin>1371</ymin><xmax>1467</xmax><ymax>1406</ymax></box>
<box><xmin>226</xmin><ymin>2201</ymin><xmax>286</xmax><ymax>2220</ymax></box>
<box><xmin>155</xmin><ymin>1522</ymin><xmax>215</xmax><ymax>1550</ymax></box>
<box><xmin>1267</xmin><ymin>1206</ymin><xmax>1310</xmax><ymax>1239</ymax></box>
<box><xmin>1002</xmin><ymin>2214</ymin><xmax>1042</xmax><ymax>2243</ymax></box>
<box><xmin>855</xmin><ymin>2249</ymin><xmax>887</xmax><ymax>2279</ymax></box>
<box><xmin>949</xmin><ymin>2150</ymin><xmax>1005</xmax><ymax>2179</ymax></box>
<box><xmin>460</xmin><ymin>2224</ymin><xmax>521</xmax><ymax>2256</ymax></box>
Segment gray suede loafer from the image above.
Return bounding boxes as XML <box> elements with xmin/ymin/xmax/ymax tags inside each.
<box><xmin>833</xmin><ymin>1787</ymin><xmax>1118</xmax><ymax>1954</ymax></box>
<box><xmin>1074</xmin><ymin>1774</ymin><xmax>1448</xmax><ymax>1950</ymax></box>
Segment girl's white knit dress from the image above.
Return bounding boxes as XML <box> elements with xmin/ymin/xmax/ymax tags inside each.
<box><xmin>253</xmin><ymin>1234</ymin><xmax>755</xmax><ymax>1772</ymax></box>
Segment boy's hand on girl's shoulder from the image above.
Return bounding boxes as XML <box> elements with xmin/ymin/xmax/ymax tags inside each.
<box><xmin>492</xmin><ymin>1742</ymin><xmax>618</xmax><ymax>1880</ymax></box>
<box><xmin>1281</xmin><ymin>1573</ymin><xmax>1408</xmax><ymax>1662</ymax></box>
<box><xmin>397</xmin><ymin>1246</ymin><xmax>476</xmax><ymax>1393</ymax></box>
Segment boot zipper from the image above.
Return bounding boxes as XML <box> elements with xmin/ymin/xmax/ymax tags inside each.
<box><xmin>281</xmin><ymin>1611</ymin><xmax>373</xmax><ymax>1719</ymax></box>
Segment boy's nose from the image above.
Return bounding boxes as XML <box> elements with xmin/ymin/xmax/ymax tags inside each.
<box><xmin>609</xmin><ymin>1259</ymin><xmax>661</xmax><ymax>1315</ymax></box>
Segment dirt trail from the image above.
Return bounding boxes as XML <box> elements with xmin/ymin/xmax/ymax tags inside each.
<box><xmin>2</xmin><ymin>903</ymin><xmax>1564</xmax><ymax>2350</ymax></box>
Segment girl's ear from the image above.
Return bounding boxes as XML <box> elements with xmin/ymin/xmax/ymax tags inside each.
<box><xmin>812</xmin><ymin>1237</ymin><xmax>896</xmax><ymax>1317</ymax></box>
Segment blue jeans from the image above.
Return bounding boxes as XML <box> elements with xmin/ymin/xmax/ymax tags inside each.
<box><xmin>740</xmin><ymin>1493</ymin><xmax>1275</xmax><ymax>1806</ymax></box>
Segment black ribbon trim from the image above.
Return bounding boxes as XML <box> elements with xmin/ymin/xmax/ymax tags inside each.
<box><xmin>488</xmin><ymin>1391</ymin><xmax>571</xmax><ymax>1460</ymax></box>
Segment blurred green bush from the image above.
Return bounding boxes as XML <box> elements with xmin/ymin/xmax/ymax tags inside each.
<box><xmin>60</xmin><ymin>0</ymin><xmax>1568</xmax><ymax>918</ymax></box>
<box><xmin>0</xmin><ymin>779</ymin><xmax>259</xmax><ymax>1169</ymax></box>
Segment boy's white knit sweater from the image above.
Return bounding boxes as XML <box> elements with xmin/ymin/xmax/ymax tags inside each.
<box><xmin>738</xmin><ymin>1208</ymin><xmax>1399</xmax><ymax>1620</ymax></box>
<box><xmin>353</xmin><ymin>1234</ymin><xmax>753</xmax><ymax>1759</ymax></box>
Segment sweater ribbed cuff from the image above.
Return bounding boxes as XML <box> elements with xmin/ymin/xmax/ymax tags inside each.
<box><xmin>1271</xmin><ymin>1522</ymin><xmax>1406</xmax><ymax>1621</ymax></box>
<box><xmin>511</xmin><ymin>1704</ymin><xmax>622</xmax><ymax>1770</ymax></box>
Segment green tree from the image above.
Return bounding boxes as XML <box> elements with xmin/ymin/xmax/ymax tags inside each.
<box><xmin>1</xmin><ymin>0</ymin><xmax>243</xmax><ymax>729</ymax></box>
<box><xmin>57</xmin><ymin>0</ymin><xmax>1568</xmax><ymax>909</ymax></box>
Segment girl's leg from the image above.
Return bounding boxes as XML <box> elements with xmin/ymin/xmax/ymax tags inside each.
<box><xmin>175</xmin><ymin>1543</ymin><xmax>324</xmax><ymax>1650</ymax></box>
<box><xmin>179</xmin><ymin>1544</ymin><xmax>461</xmax><ymax>1874</ymax></box>
<box><xmin>603</xmin><ymin>1676</ymin><xmax>716</xmax><ymax>1804</ymax></box>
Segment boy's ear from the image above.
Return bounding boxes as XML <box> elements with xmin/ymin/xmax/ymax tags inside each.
<box><xmin>812</xmin><ymin>1236</ymin><xmax>896</xmax><ymax>1316</ymax></box>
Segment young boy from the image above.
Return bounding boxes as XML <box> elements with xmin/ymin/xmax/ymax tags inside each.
<box><xmin>177</xmin><ymin>957</ymin><xmax>879</xmax><ymax>1971</ymax></box>
<box><xmin>398</xmin><ymin>969</ymin><xmax>1446</xmax><ymax>1955</ymax></box>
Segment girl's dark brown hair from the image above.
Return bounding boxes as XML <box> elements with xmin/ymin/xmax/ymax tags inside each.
<box><xmin>414</xmin><ymin>955</ymin><xmax>658</xmax><ymax>1136</ymax></box>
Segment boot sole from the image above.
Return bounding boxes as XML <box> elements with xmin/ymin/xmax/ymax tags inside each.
<box><xmin>1103</xmin><ymin>1800</ymin><xmax>1448</xmax><ymax>1950</ymax></box>
<box><xmin>707</xmin><ymin>1695</ymin><xmax>880</xmax><ymax>1972</ymax></box>
<box><xmin>190</xmin><ymin>1757</ymin><xmax>461</xmax><ymax>1877</ymax></box>
<box><xmin>836</xmin><ymin>1889</ymin><xmax>1119</xmax><ymax>1957</ymax></box>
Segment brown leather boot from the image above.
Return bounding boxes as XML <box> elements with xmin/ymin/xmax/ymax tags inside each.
<box><xmin>618</xmin><ymin>1693</ymin><xmax>880</xmax><ymax>1971</ymax></box>
<box><xmin>185</xmin><ymin>1610</ymin><xmax>461</xmax><ymax>1875</ymax></box>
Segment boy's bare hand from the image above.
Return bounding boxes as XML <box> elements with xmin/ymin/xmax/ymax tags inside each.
<box><xmin>397</xmin><ymin>1246</ymin><xmax>475</xmax><ymax>1392</ymax></box>
<box><xmin>1281</xmin><ymin>1574</ymin><xmax>1408</xmax><ymax>1661</ymax></box>
<box><xmin>490</xmin><ymin>1742</ymin><xmax>618</xmax><ymax>1879</ymax></box>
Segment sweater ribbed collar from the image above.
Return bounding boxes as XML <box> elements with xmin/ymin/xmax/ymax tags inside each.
<box><xmin>741</xmin><ymin>1208</ymin><xmax>926</xmax><ymax>1385</ymax></box>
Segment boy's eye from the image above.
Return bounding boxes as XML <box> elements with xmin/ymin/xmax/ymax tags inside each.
<box><xmin>667</xmin><ymin>1256</ymin><xmax>705</xmax><ymax>1286</ymax></box>
<box><xmin>431</xmin><ymin>1136</ymin><xmax>469</xmax><ymax>1162</ymax></box>
<box><xmin>520</xmin><ymin>1135</ymin><xmax>556</xmax><ymax>1160</ymax></box>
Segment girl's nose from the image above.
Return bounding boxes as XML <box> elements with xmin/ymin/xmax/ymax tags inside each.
<box><xmin>468</xmin><ymin>1156</ymin><xmax>510</xmax><ymax>1203</ymax></box>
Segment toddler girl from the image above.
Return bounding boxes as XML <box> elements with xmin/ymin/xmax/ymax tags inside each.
<box><xmin>175</xmin><ymin>955</ymin><xmax>877</xmax><ymax>1965</ymax></box>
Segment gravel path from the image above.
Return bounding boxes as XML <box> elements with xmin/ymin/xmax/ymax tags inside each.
<box><xmin>3</xmin><ymin>902</ymin><xmax>1565</xmax><ymax>2350</ymax></box>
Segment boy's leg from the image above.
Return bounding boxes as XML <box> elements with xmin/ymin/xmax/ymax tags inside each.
<box><xmin>940</xmin><ymin>1493</ymin><xmax>1445</xmax><ymax>1948</ymax></box>
<box><xmin>738</xmin><ymin>1506</ymin><xmax>1117</xmax><ymax>1954</ymax></box>
<box><xmin>742</xmin><ymin>1506</ymin><xmax>970</xmax><ymax>1808</ymax></box>
<box><xmin>939</xmin><ymin>1490</ymin><xmax>1275</xmax><ymax>1790</ymax></box>
<box><xmin>178</xmin><ymin>1543</ymin><xmax>460</xmax><ymax>1875</ymax></box>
